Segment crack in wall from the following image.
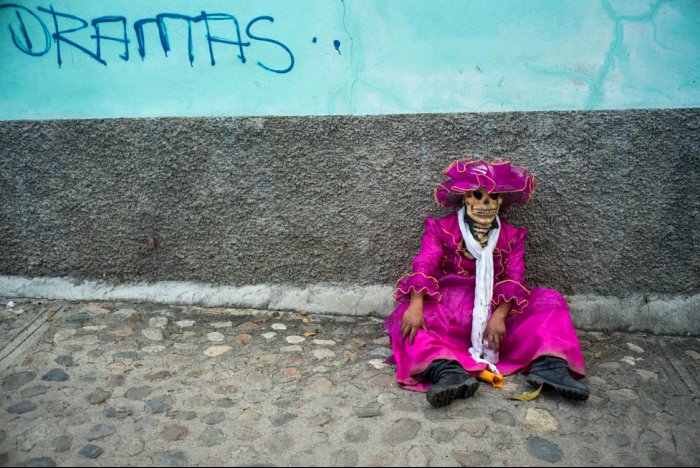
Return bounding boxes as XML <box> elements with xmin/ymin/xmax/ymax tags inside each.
<box><xmin>340</xmin><ymin>0</ymin><xmax>359</xmax><ymax>113</ymax></box>
<box><xmin>588</xmin><ymin>0</ymin><xmax>670</xmax><ymax>108</ymax></box>
<box><xmin>531</xmin><ymin>0</ymin><xmax>673</xmax><ymax>110</ymax></box>
<box><xmin>327</xmin><ymin>0</ymin><xmax>356</xmax><ymax>114</ymax></box>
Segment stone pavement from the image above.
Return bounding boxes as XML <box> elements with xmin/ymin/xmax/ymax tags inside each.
<box><xmin>0</xmin><ymin>298</ymin><xmax>698</xmax><ymax>467</ymax></box>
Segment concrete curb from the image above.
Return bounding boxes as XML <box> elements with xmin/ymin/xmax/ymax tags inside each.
<box><xmin>0</xmin><ymin>275</ymin><xmax>697</xmax><ymax>336</ymax></box>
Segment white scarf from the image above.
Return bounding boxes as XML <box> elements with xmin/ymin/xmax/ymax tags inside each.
<box><xmin>458</xmin><ymin>207</ymin><xmax>501</xmax><ymax>374</ymax></box>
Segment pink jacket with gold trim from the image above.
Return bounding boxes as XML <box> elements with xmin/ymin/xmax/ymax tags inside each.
<box><xmin>394</xmin><ymin>212</ymin><xmax>530</xmax><ymax>315</ymax></box>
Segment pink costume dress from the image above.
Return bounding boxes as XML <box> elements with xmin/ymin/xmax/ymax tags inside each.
<box><xmin>384</xmin><ymin>212</ymin><xmax>586</xmax><ymax>392</ymax></box>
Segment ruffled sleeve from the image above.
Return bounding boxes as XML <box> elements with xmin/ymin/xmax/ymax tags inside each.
<box><xmin>393</xmin><ymin>217</ymin><xmax>444</xmax><ymax>303</ymax></box>
<box><xmin>491</xmin><ymin>226</ymin><xmax>531</xmax><ymax>315</ymax></box>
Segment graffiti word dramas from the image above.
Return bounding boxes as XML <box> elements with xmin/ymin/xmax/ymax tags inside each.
<box><xmin>0</xmin><ymin>3</ymin><xmax>295</xmax><ymax>73</ymax></box>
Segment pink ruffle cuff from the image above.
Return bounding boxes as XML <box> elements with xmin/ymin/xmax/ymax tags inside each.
<box><xmin>393</xmin><ymin>272</ymin><xmax>441</xmax><ymax>304</ymax></box>
<box><xmin>491</xmin><ymin>279</ymin><xmax>530</xmax><ymax>315</ymax></box>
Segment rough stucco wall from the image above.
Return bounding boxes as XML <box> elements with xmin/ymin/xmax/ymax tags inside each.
<box><xmin>1</xmin><ymin>109</ymin><xmax>699</xmax><ymax>296</ymax></box>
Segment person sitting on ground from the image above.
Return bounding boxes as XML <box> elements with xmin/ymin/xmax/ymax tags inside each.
<box><xmin>384</xmin><ymin>159</ymin><xmax>589</xmax><ymax>408</ymax></box>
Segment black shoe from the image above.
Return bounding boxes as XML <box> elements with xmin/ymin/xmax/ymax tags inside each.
<box><xmin>422</xmin><ymin>360</ymin><xmax>479</xmax><ymax>408</ymax></box>
<box><xmin>426</xmin><ymin>372</ymin><xmax>480</xmax><ymax>408</ymax></box>
<box><xmin>526</xmin><ymin>356</ymin><xmax>589</xmax><ymax>401</ymax></box>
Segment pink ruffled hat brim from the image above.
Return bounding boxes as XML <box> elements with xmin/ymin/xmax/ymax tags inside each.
<box><xmin>434</xmin><ymin>159</ymin><xmax>537</xmax><ymax>208</ymax></box>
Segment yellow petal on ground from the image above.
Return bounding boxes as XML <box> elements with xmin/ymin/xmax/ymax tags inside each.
<box><xmin>510</xmin><ymin>384</ymin><xmax>543</xmax><ymax>401</ymax></box>
<box><xmin>303</xmin><ymin>331</ymin><xmax>317</xmax><ymax>337</ymax></box>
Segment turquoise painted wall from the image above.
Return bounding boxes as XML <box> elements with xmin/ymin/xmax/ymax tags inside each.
<box><xmin>1</xmin><ymin>0</ymin><xmax>699</xmax><ymax>120</ymax></box>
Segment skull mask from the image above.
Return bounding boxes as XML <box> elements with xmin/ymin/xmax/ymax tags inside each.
<box><xmin>463</xmin><ymin>187</ymin><xmax>503</xmax><ymax>246</ymax></box>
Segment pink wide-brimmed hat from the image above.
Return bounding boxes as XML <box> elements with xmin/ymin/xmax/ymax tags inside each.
<box><xmin>434</xmin><ymin>159</ymin><xmax>537</xmax><ymax>208</ymax></box>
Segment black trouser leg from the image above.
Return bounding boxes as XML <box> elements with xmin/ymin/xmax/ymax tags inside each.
<box><xmin>422</xmin><ymin>359</ymin><xmax>479</xmax><ymax>408</ymax></box>
<box><xmin>422</xmin><ymin>359</ymin><xmax>466</xmax><ymax>383</ymax></box>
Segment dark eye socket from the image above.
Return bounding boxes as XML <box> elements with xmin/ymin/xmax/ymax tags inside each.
<box><xmin>489</xmin><ymin>193</ymin><xmax>499</xmax><ymax>200</ymax></box>
<box><xmin>473</xmin><ymin>191</ymin><xmax>483</xmax><ymax>200</ymax></box>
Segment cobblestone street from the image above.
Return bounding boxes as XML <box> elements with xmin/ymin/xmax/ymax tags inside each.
<box><xmin>1</xmin><ymin>298</ymin><xmax>698</xmax><ymax>467</ymax></box>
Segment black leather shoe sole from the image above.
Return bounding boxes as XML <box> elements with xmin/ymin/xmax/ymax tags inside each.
<box><xmin>526</xmin><ymin>374</ymin><xmax>589</xmax><ymax>401</ymax></box>
<box><xmin>426</xmin><ymin>379</ymin><xmax>480</xmax><ymax>408</ymax></box>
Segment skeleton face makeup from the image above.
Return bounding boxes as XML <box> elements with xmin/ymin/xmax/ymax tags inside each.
<box><xmin>464</xmin><ymin>187</ymin><xmax>503</xmax><ymax>226</ymax></box>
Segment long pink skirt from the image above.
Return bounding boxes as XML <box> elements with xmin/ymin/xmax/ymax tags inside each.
<box><xmin>384</xmin><ymin>275</ymin><xmax>586</xmax><ymax>392</ymax></box>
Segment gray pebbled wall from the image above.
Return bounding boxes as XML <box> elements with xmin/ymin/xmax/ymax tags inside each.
<box><xmin>1</xmin><ymin>109</ymin><xmax>699</xmax><ymax>296</ymax></box>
